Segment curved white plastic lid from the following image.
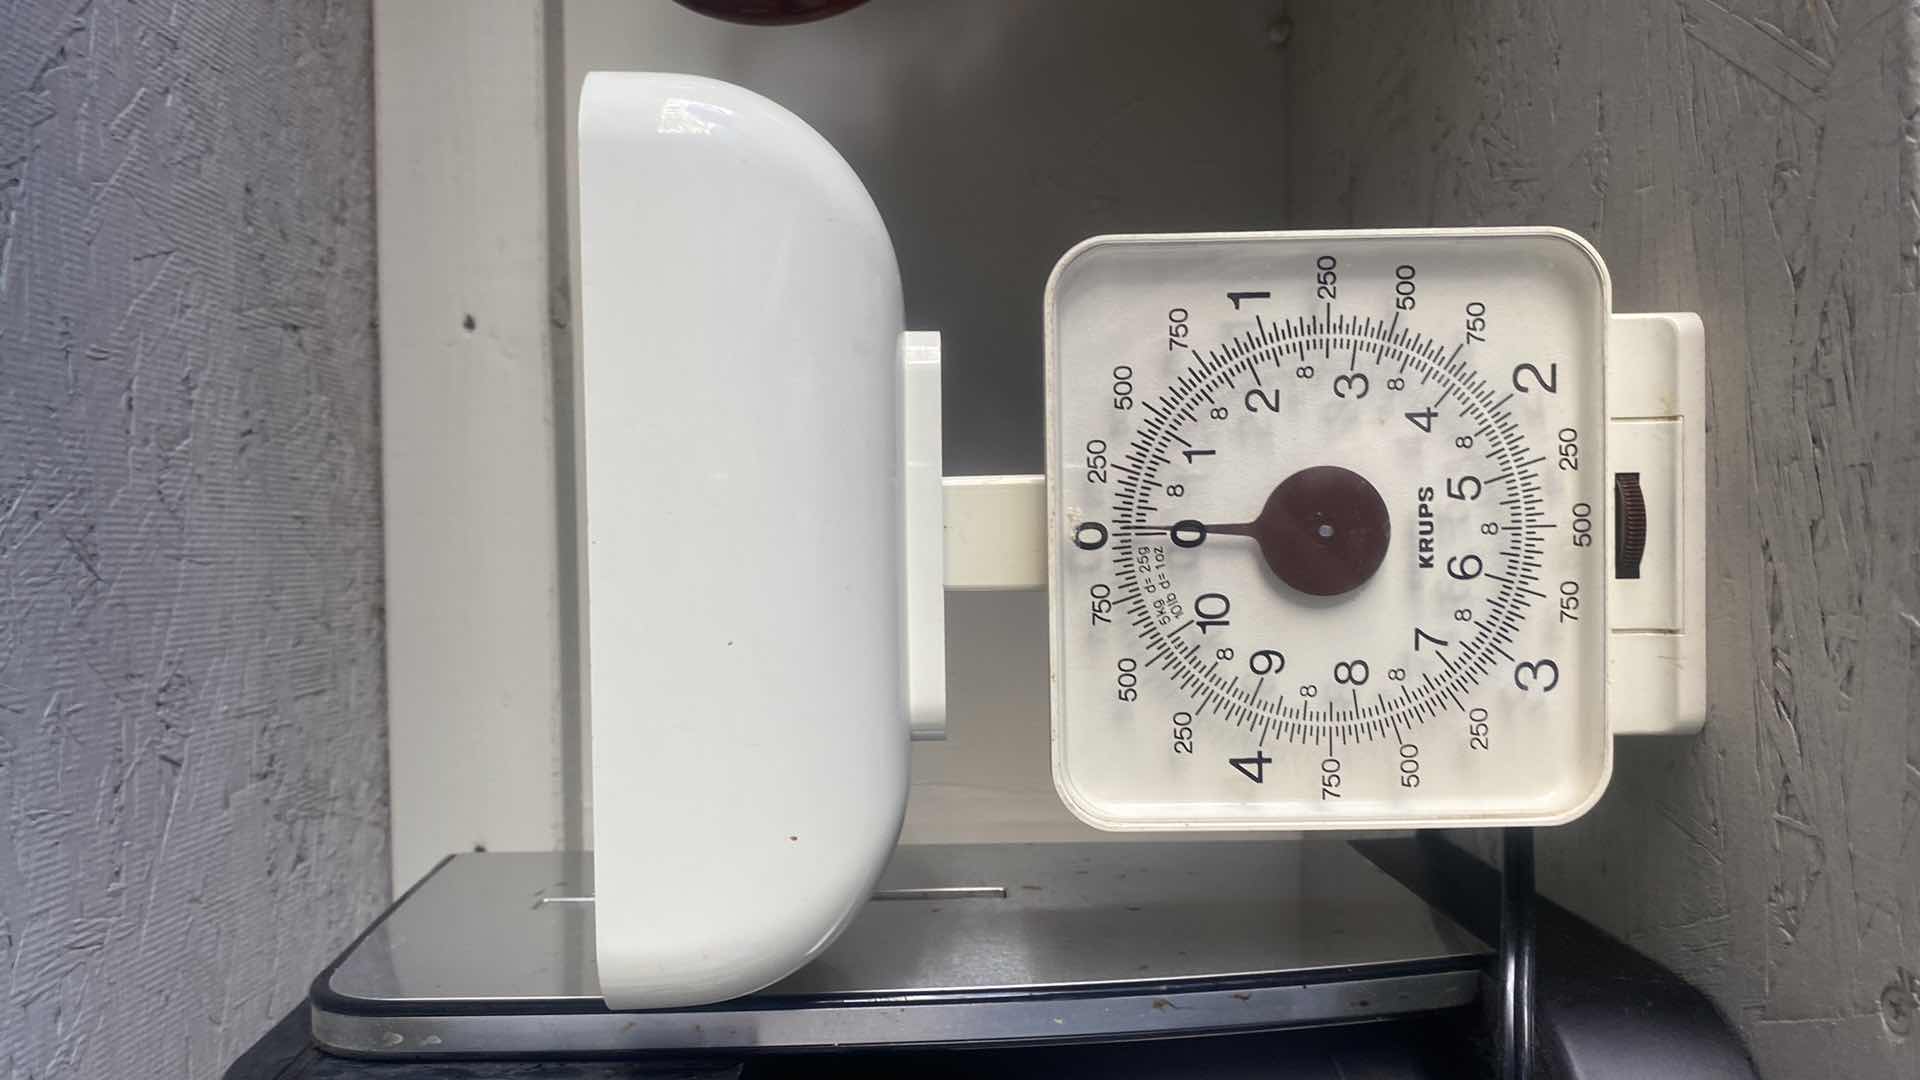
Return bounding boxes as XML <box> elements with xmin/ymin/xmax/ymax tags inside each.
<box><xmin>578</xmin><ymin>72</ymin><xmax>936</xmax><ymax>1010</ymax></box>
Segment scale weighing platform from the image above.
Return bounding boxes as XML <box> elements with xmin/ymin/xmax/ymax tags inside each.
<box><xmin>224</xmin><ymin>835</ymin><xmax>1755</xmax><ymax>1077</ymax></box>
<box><xmin>312</xmin><ymin>840</ymin><xmax>1479</xmax><ymax>1055</ymax></box>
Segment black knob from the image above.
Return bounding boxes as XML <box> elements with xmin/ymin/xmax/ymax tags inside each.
<box><xmin>1614</xmin><ymin>472</ymin><xmax>1646</xmax><ymax>580</ymax></box>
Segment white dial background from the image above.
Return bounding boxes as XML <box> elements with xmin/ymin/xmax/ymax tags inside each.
<box><xmin>1047</xmin><ymin>230</ymin><xmax>1614</xmax><ymax>829</ymax></box>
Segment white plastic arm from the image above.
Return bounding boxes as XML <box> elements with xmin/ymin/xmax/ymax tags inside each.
<box><xmin>943</xmin><ymin>475</ymin><xmax>1047</xmax><ymax>591</ymax></box>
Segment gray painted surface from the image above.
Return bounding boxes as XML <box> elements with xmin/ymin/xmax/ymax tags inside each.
<box><xmin>0</xmin><ymin>2</ymin><xmax>387</xmax><ymax>1077</ymax></box>
<box><xmin>1283</xmin><ymin>2</ymin><xmax>1919</xmax><ymax>1077</ymax></box>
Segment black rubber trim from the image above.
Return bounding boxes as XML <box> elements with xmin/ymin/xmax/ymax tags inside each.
<box><xmin>1498</xmin><ymin>828</ymin><xmax>1536</xmax><ymax>1080</ymax></box>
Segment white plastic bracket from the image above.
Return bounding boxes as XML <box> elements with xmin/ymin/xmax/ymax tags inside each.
<box><xmin>1604</xmin><ymin>313</ymin><xmax>1707</xmax><ymax>736</ymax></box>
<box><xmin>903</xmin><ymin>330</ymin><xmax>1046</xmax><ymax>740</ymax></box>
<box><xmin>903</xmin><ymin>332</ymin><xmax>947</xmax><ymax>741</ymax></box>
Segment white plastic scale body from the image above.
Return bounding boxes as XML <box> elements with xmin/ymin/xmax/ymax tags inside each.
<box><xmin>578</xmin><ymin>74</ymin><xmax>1705</xmax><ymax>1011</ymax></box>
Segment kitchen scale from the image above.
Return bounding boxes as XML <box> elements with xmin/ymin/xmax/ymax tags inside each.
<box><xmin>299</xmin><ymin>73</ymin><xmax>1712</xmax><ymax>1072</ymax></box>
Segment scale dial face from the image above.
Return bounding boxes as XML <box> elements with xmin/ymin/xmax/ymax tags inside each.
<box><xmin>1046</xmin><ymin>229</ymin><xmax>1614</xmax><ymax>829</ymax></box>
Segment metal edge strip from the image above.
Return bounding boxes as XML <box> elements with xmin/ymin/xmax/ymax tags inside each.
<box><xmin>311</xmin><ymin>969</ymin><xmax>1477</xmax><ymax>1057</ymax></box>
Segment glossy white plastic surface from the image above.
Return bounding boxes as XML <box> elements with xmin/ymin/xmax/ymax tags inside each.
<box><xmin>902</xmin><ymin>331</ymin><xmax>948</xmax><ymax>740</ymax></box>
<box><xmin>579</xmin><ymin>72</ymin><xmax>909</xmax><ymax>1009</ymax></box>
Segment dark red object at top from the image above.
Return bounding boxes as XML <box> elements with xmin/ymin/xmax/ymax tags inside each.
<box><xmin>673</xmin><ymin>0</ymin><xmax>869</xmax><ymax>25</ymax></box>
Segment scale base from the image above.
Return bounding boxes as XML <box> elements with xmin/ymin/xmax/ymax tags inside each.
<box><xmin>310</xmin><ymin>840</ymin><xmax>1485</xmax><ymax>1057</ymax></box>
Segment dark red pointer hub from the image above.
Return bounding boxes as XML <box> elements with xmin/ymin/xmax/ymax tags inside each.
<box><xmin>1174</xmin><ymin>465</ymin><xmax>1391</xmax><ymax>597</ymax></box>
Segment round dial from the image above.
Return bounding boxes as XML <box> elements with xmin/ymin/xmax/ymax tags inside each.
<box><xmin>1046</xmin><ymin>229</ymin><xmax>1614</xmax><ymax>829</ymax></box>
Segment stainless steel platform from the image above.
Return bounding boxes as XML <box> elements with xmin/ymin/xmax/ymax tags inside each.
<box><xmin>312</xmin><ymin>840</ymin><xmax>1489</xmax><ymax>1056</ymax></box>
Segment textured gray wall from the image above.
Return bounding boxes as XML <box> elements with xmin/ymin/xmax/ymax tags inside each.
<box><xmin>0</xmin><ymin>1</ymin><xmax>387</xmax><ymax>1077</ymax></box>
<box><xmin>1284</xmin><ymin>1</ymin><xmax>1919</xmax><ymax>1077</ymax></box>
